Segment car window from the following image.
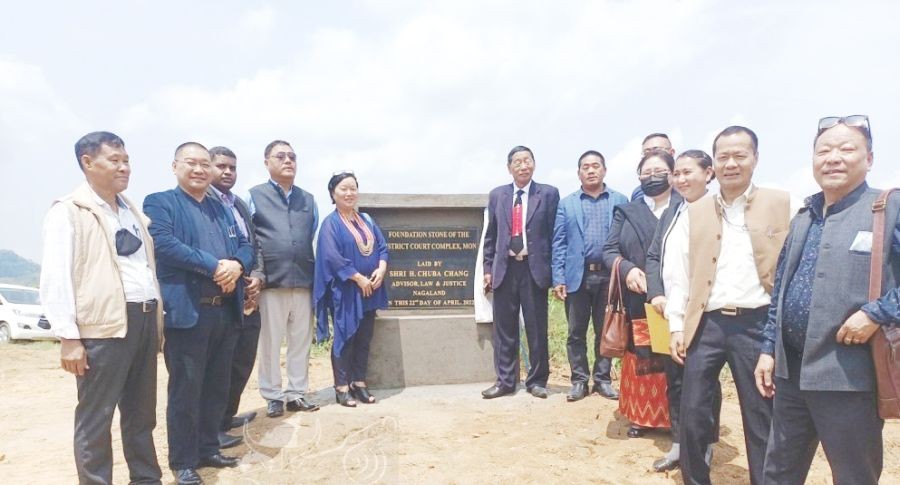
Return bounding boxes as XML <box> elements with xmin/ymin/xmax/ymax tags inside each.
<box><xmin>0</xmin><ymin>289</ymin><xmax>40</xmax><ymax>305</ymax></box>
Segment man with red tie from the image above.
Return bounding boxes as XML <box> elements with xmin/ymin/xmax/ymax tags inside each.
<box><xmin>482</xmin><ymin>146</ymin><xmax>560</xmax><ymax>399</ymax></box>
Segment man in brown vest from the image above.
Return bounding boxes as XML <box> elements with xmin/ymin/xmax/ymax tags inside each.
<box><xmin>664</xmin><ymin>126</ymin><xmax>791</xmax><ymax>485</ymax></box>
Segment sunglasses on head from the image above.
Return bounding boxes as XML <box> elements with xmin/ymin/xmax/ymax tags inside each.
<box><xmin>817</xmin><ymin>115</ymin><xmax>870</xmax><ymax>134</ymax></box>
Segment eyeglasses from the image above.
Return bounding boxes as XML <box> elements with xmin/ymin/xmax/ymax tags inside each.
<box><xmin>332</xmin><ymin>170</ymin><xmax>355</xmax><ymax>176</ymax></box>
<box><xmin>177</xmin><ymin>159</ymin><xmax>212</xmax><ymax>171</ymax></box>
<box><xmin>269</xmin><ymin>152</ymin><xmax>297</xmax><ymax>162</ymax></box>
<box><xmin>638</xmin><ymin>169</ymin><xmax>670</xmax><ymax>178</ymax></box>
<box><xmin>817</xmin><ymin>115</ymin><xmax>870</xmax><ymax>134</ymax></box>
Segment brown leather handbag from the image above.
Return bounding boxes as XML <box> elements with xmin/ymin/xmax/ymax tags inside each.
<box><xmin>599</xmin><ymin>256</ymin><xmax>628</xmax><ymax>358</ymax></box>
<box><xmin>869</xmin><ymin>188</ymin><xmax>900</xmax><ymax>420</ymax></box>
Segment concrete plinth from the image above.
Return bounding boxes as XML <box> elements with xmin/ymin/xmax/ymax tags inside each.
<box><xmin>367</xmin><ymin>313</ymin><xmax>495</xmax><ymax>389</ymax></box>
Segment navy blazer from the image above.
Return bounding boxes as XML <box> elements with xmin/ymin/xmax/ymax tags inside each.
<box><xmin>483</xmin><ymin>181</ymin><xmax>560</xmax><ymax>290</ymax></box>
<box><xmin>144</xmin><ymin>187</ymin><xmax>254</xmax><ymax>329</ymax></box>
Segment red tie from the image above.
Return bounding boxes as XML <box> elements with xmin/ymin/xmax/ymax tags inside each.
<box><xmin>510</xmin><ymin>189</ymin><xmax>524</xmax><ymax>254</ymax></box>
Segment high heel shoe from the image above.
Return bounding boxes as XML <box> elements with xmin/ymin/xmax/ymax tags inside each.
<box><xmin>335</xmin><ymin>388</ymin><xmax>357</xmax><ymax>407</ymax></box>
<box><xmin>350</xmin><ymin>383</ymin><xmax>376</xmax><ymax>404</ymax></box>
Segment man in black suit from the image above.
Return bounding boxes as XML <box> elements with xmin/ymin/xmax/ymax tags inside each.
<box><xmin>208</xmin><ymin>147</ymin><xmax>265</xmax><ymax>448</ymax></box>
<box><xmin>482</xmin><ymin>145</ymin><xmax>560</xmax><ymax>399</ymax></box>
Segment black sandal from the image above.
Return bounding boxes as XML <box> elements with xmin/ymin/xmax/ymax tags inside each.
<box><xmin>335</xmin><ymin>388</ymin><xmax>357</xmax><ymax>407</ymax></box>
<box><xmin>350</xmin><ymin>383</ymin><xmax>376</xmax><ymax>404</ymax></box>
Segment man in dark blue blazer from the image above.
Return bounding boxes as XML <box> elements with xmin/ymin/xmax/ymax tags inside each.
<box><xmin>144</xmin><ymin>142</ymin><xmax>254</xmax><ymax>485</ymax></box>
<box><xmin>552</xmin><ymin>150</ymin><xmax>628</xmax><ymax>402</ymax></box>
<box><xmin>482</xmin><ymin>146</ymin><xmax>560</xmax><ymax>399</ymax></box>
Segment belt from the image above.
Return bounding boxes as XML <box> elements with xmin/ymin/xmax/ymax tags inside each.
<box><xmin>712</xmin><ymin>305</ymin><xmax>768</xmax><ymax>317</ymax></box>
<box><xmin>199</xmin><ymin>296</ymin><xmax>229</xmax><ymax>306</ymax></box>
<box><xmin>509</xmin><ymin>254</ymin><xmax>529</xmax><ymax>261</ymax></box>
<box><xmin>127</xmin><ymin>299</ymin><xmax>158</xmax><ymax>313</ymax></box>
<box><xmin>585</xmin><ymin>262</ymin><xmax>604</xmax><ymax>272</ymax></box>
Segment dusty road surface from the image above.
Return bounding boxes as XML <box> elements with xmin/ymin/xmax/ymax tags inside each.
<box><xmin>1</xmin><ymin>342</ymin><xmax>898</xmax><ymax>484</ymax></box>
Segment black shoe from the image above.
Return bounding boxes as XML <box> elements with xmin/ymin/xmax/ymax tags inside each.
<box><xmin>198</xmin><ymin>453</ymin><xmax>239</xmax><ymax>468</ymax></box>
<box><xmin>528</xmin><ymin>385</ymin><xmax>549</xmax><ymax>399</ymax></box>
<box><xmin>627</xmin><ymin>425</ymin><xmax>647</xmax><ymax>438</ymax></box>
<box><xmin>652</xmin><ymin>456</ymin><xmax>679</xmax><ymax>472</ymax></box>
<box><xmin>173</xmin><ymin>468</ymin><xmax>203</xmax><ymax>485</ymax></box>
<box><xmin>286</xmin><ymin>397</ymin><xmax>320</xmax><ymax>412</ymax></box>
<box><xmin>266</xmin><ymin>400</ymin><xmax>284</xmax><ymax>418</ymax></box>
<box><xmin>566</xmin><ymin>382</ymin><xmax>589</xmax><ymax>402</ymax></box>
<box><xmin>228</xmin><ymin>411</ymin><xmax>257</xmax><ymax>430</ymax></box>
<box><xmin>350</xmin><ymin>383</ymin><xmax>377</xmax><ymax>404</ymax></box>
<box><xmin>481</xmin><ymin>385</ymin><xmax>514</xmax><ymax>399</ymax></box>
<box><xmin>218</xmin><ymin>431</ymin><xmax>243</xmax><ymax>449</ymax></box>
<box><xmin>593</xmin><ymin>381</ymin><xmax>620</xmax><ymax>400</ymax></box>
<box><xmin>335</xmin><ymin>389</ymin><xmax>357</xmax><ymax>407</ymax></box>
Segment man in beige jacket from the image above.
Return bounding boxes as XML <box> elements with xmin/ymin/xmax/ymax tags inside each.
<box><xmin>40</xmin><ymin>131</ymin><xmax>164</xmax><ymax>485</ymax></box>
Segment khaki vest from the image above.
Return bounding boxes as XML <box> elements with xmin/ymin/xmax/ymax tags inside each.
<box><xmin>59</xmin><ymin>184</ymin><xmax>163</xmax><ymax>342</ymax></box>
<box><xmin>683</xmin><ymin>187</ymin><xmax>790</xmax><ymax>348</ymax></box>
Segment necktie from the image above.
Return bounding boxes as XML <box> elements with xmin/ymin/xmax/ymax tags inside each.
<box><xmin>510</xmin><ymin>189</ymin><xmax>524</xmax><ymax>254</ymax></box>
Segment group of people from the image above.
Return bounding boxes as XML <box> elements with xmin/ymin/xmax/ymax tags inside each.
<box><xmin>482</xmin><ymin>119</ymin><xmax>898</xmax><ymax>485</ymax></box>
<box><xmin>40</xmin><ymin>134</ymin><xmax>388</xmax><ymax>485</ymax></box>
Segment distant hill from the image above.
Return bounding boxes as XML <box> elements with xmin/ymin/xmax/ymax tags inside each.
<box><xmin>0</xmin><ymin>250</ymin><xmax>41</xmax><ymax>287</ymax></box>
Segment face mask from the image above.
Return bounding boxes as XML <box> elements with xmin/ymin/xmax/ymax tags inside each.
<box><xmin>641</xmin><ymin>174</ymin><xmax>670</xmax><ymax>197</ymax></box>
<box><xmin>115</xmin><ymin>228</ymin><xmax>143</xmax><ymax>256</ymax></box>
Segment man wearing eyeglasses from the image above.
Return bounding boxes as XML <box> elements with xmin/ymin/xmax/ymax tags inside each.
<box><xmin>631</xmin><ymin>133</ymin><xmax>677</xmax><ymax>200</ymax></box>
<box><xmin>665</xmin><ymin>126</ymin><xmax>792</xmax><ymax>485</ymax></box>
<box><xmin>207</xmin><ymin>146</ymin><xmax>265</xmax><ymax>449</ymax></box>
<box><xmin>247</xmin><ymin>140</ymin><xmax>320</xmax><ymax>417</ymax></box>
<box><xmin>144</xmin><ymin>142</ymin><xmax>254</xmax><ymax>485</ymax></box>
<box><xmin>41</xmin><ymin>131</ymin><xmax>163</xmax><ymax>484</ymax></box>
<box><xmin>754</xmin><ymin>116</ymin><xmax>896</xmax><ymax>484</ymax></box>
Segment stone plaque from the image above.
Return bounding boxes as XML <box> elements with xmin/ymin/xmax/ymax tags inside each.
<box><xmin>384</xmin><ymin>228</ymin><xmax>479</xmax><ymax>309</ymax></box>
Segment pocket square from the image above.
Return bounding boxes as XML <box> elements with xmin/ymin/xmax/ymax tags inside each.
<box><xmin>849</xmin><ymin>230</ymin><xmax>873</xmax><ymax>253</ymax></box>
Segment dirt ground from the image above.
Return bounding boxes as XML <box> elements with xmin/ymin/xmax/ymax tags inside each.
<box><xmin>1</xmin><ymin>342</ymin><xmax>898</xmax><ymax>484</ymax></box>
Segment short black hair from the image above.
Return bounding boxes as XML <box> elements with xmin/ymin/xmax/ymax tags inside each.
<box><xmin>507</xmin><ymin>145</ymin><xmax>534</xmax><ymax>165</ymax></box>
<box><xmin>577</xmin><ymin>150</ymin><xmax>606</xmax><ymax>168</ymax></box>
<box><xmin>74</xmin><ymin>131</ymin><xmax>125</xmax><ymax>171</ymax></box>
<box><xmin>174</xmin><ymin>141</ymin><xmax>208</xmax><ymax>159</ymax></box>
<box><xmin>712</xmin><ymin>126</ymin><xmax>758</xmax><ymax>156</ymax></box>
<box><xmin>327</xmin><ymin>172</ymin><xmax>358</xmax><ymax>203</ymax></box>
<box><xmin>209</xmin><ymin>146</ymin><xmax>237</xmax><ymax>160</ymax></box>
<box><xmin>676</xmin><ymin>149</ymin><xmax>715</xmax><ymax>181</ymax></box>
<box><xmin>265</xmin><ymin>140</ymin><xmax>292</xmax><ymax>158</ymax></box>
<box><xmin>641</xmin><ymin>133</ymin><xmax>670</xmax><ymax>146</ymax></box>
<box><xmin>637</xmin><ymin>148</ymin><xmax>675</xmax><ymax>174</ymax></box>
<box><xmin>814</xmin><ymin>124</ymin><xmax>873</xmax><ymax>152</ymax></box>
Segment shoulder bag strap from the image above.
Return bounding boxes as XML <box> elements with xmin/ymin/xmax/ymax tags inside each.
<box><xmin>869</xmin><ymin>189</ymin><xmax>898</xmax><ymax>300</ymax></box>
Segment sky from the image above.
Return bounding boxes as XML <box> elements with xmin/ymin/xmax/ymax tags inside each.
<box><xmin>1</xmin><ymin>0</ymin><xmax>899</xmax><ymax>262</ymax></box>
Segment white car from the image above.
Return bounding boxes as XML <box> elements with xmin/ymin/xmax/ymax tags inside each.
<box><xmin>0</xmin><ymin>284</ymin><xmax>55</xmax><ymax>343</ymax></box>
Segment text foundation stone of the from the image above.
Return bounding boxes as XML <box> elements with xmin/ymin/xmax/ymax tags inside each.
<box><xmin>358</xmin><ymin>194</ymin><xmax>494</xmax><ymax>388</ymax></box>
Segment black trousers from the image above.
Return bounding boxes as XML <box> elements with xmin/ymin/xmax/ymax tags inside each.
<box><xmin>492</xmin><ymin>258</ymin><xmax>550</xmax><ymax>390</ymax></box>
<box><xmin>564</xmin><ymin>271</ymin><xmax>612</xmax><ymax>385</ymax></box>
<box><xmin>680</xmin><ymin>310</ymin><xmax>773</xmax><ymax>485</ymax></box>
<box><xmin>164</xmin><ymin>304</ymin><xmax>239</xmax><ymax>470</ymax></box>
<box><xmin>74</xmin><ymin>303</ymin><xmax>162</xmax><ymax>485</ymax></box>
<box><xmin>665</xmin><ymin>356</ymin><xmax>722</xmax><ymax>445</ymax></box>
<box><xmin>763</xmin><ymin>352</ymin><xmax>883</xmax><ymax>485</ymax></box>
<box><xmin>331</xmin><ymin>311</ymin><xmax>376</xmax><ymax>386</ymax></box>
<box><xmin>221</xmin><ymin>311</ymin><xmax>261</xmax><ymax>430</ymax></box>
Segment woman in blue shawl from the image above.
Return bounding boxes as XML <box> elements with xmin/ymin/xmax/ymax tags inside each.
<box><xmin>314</xmin><ymin>172</ymin><xmax>389</xmax><ymax>407</ymax></box>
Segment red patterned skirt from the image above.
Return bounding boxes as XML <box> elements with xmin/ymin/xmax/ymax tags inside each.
<box><xmin>618</xmin><ymin>350</ymin><xmax>670</xmax><ymax>428</ymax></box>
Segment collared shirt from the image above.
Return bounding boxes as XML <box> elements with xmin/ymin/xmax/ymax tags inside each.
<box><xmin>761</xmin><ymin>183</ymin><xmax>900</xmax><ymax>355</ymax></box>
<box><xmin>211</xmin><ymin>186</ymin><xmax>249</xmax><ymax>238</ymax></box>
<box><xmin>177</xmin><ymin>188</ymin><xmax>233</xmax><ymax>295</ymax></box>
<box><xmin>40</xmin><ymin>188</ymin><xmax>158</xmax><ymax>340</ymax></box>
<box><xmin>666</xmin><ymin>185</ymin><xmax>772</xmax><ymax>332</ymax></box>
<box><xmin>660</xmin><ymin>198</ymin><xmax>693</xmax><ymax>325</ymax></box>
<box><xmin>509</xmin><ymin>180</ymin><xmax>532</xmax><ymax>256</ymax></box>
<box><xmin>580</xmin><ymin>186</ymin><xmax>611</xmax><ymax>262</ymax></box>
<box><xmin>643</xmin><ymin>194</ymin><xmax>671</xmax><ymax>219</ymax></box>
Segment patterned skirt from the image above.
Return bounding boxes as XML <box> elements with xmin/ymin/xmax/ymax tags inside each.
<box><xmin>618</xmin><ymin>350</ymin><xmax>670</xmax><ymax>428</ymax></box>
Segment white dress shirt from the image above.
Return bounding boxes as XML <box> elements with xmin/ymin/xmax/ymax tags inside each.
<box><xmin>509</xmin><ymin>180</ymin><xmax>532</xmax><ymax>256</ymax></box>
<box><xmin>40</xmin><ymin>189</ymin><xmax>158</xmax><ymax>340</ymax></box>
<box><xmin>643</xmin><ymin>194</ymin><xmax>671</xmax><ymax>219</ymax></box>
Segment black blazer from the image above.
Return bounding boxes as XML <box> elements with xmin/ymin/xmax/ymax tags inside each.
<box><xmin>645</xmin><ymin>192</ymin><xmax>685</xmax><ymax>301</ymax></box>
<box><xmin>483</xmin><ymin>181</ymin><xmax>560</xmax><ymax>290</ymax></box>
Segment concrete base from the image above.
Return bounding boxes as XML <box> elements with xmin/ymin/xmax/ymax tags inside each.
<box><xmin>367</xmin><ymin>313</ymin><xmax>495</xmax><ymax>389</ymax></box>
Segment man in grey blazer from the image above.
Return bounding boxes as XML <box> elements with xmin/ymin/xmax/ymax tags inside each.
<box><xmin>482</xmin><ymin>145</ymin><xmax>560</xmax><ymax>399</ymax></box>
<box><xmin>755</xmin><ymin>115</ymin><xmax>900</xmax><ymax>484</ymax></box>
<box><xmin>208</xmin><ymin>147</ymin><xmax>265</xmax><ymax>447</ymax></box>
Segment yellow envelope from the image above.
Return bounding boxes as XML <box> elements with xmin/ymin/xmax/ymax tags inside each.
<box><xmin>644</xmin><ymin>303</ymin><xmax>670</xmax><ymax>354</ymax></box>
